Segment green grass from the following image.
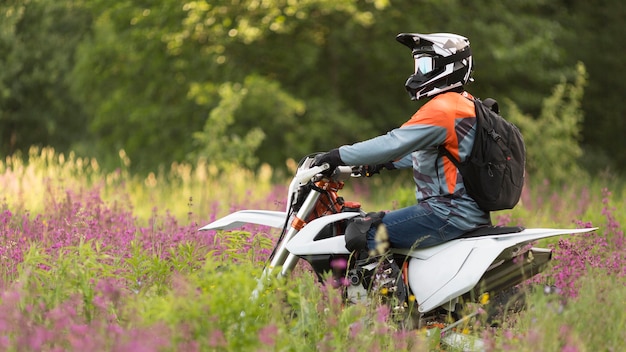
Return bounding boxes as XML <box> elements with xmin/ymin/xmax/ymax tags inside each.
<box><xmin>0</xmin><ymin>147</ymin><xmax>623</xmax><ymax>351</ymax></box>
<box><xmin>484</xmin><ymin>267</ymin><xmax>626</xmax><ymax>351</ymax></box>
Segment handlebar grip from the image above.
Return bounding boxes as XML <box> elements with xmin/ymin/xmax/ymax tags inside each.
<box><xmin>336</xmin><ymin>165</ymin><xmax>353</xmax><ymax>174</ymax></box>
<box><xmin>332</xmin><ymin>165</ymin><xmax>355</xmax><ymax>181</ymax></box>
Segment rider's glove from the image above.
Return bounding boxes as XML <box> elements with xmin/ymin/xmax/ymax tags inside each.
<box><xmin>313</xmin><ymin>149</ymin><xmax>345</xmax><ymax>173</ymax></box>
<box><xmin>363</xmin><ymin>162</ymin><xmax>395</xmax><ymax>177</ymax></box>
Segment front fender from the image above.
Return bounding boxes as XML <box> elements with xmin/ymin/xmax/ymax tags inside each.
<box><xmin>199</xmin><ymin>210</ymin><xmax>288</xmax><ymax>231</ymax></box>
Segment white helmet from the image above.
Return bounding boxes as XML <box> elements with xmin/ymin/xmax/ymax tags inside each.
<box><xmin>396</xmin><ymin>33</ymin><xmax>473</xmax><ymax>100</ymax></box>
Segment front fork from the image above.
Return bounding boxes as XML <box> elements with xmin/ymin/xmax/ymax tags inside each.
<box><xmin>251</xmin><ymin>190</ymin><xmax>321</xmax><ymax>299</ymax></box>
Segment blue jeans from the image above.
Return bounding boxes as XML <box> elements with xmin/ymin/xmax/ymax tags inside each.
<box><xmin>366</xmin><ymin>203</ymin><xmax>466</xmax><ymax>250</ymax></box>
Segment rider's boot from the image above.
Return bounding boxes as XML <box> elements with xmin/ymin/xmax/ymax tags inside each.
<box><xmin>344</xmin><ymin>212</ymin><xmax>408</xmax><ymax>310</ymax></box>
<box><xmin>352</xmin><ymin>251</ymin><xmax>408</xmax><ymax>311</ymax></box>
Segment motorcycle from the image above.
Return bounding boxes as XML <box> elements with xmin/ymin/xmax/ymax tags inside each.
<box><xmin>199</xmin><ymin>156</ymin><xmax>596</xmax><ymax>331</ymax></box>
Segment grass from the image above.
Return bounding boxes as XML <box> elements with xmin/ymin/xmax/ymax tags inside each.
<box><xmin>0</xmin><ymin>147</ymin><xmax>624</xmax><ymax>351</ymax></box>
<box><xmin>493</xmin><ymin>268</ymin><xmax>626</xmax><ymax>351</ymax></box>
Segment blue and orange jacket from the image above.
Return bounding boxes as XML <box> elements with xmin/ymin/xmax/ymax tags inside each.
<box><xmin>338</xmin><ymin>91</ymin><xmax>490</xmax><ymax>230</ymax></box>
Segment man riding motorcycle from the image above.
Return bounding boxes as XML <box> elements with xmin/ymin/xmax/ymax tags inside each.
<box><xmin>313</xmin><ymin>33</ymin><xmax>491</xmax><ymax>305</ymax></box>
<box><xmin>314</xmin><ymin>33</ymin><xmax>490</xmax><ymax>254</ymax></box>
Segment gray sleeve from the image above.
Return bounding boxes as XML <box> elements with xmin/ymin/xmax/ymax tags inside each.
<box><xmin>392</xmin><ymin>154</ymin><xmax>413</xmax><ymax>169</ymax></box>
<box><xmin>337</xmin><ymin>124</ymin><xmax>447</xmax><ymax>166</ymax></box>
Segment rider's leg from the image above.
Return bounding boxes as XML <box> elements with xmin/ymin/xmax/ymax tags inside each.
<box><xmin>344</xmin><ymin>212</ymin><xmax>407</xmax><ymax>306</ymax></box>
<box><xmin>366</xmin><ymin>203</ymin><xmax>466</xmax><ymax>251</ymax></box>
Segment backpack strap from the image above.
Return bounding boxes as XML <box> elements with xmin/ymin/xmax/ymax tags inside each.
<box><xmin>437</xmin><ymin>96</ymin><xmax>489</xmax><ymax>168</ymax></box>
<box><xmin>437</xmin><ymin>145</ymin><xmax>460</xmax><ymax>167</ymax></box>
<box><xmin>436</xmin><ymin>97</ymin><xmax>489</xmax><ymax>190</ymax></box>
<box><xmin>435</xmin><ymin>144</ymin><xmax>459</xmax><ymax>194</ymax></box>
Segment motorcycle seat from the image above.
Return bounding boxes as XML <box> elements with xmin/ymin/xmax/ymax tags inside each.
<box><xmin>459</xmin><ymin>225</ymin><xmax>525</xmax><ymax>239</ymax></box>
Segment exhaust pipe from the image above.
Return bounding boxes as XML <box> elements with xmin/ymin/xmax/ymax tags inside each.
<box><xmin>467</xmin><ymin>247</ymin><xmax>552</xmax><ymax>299</ymax></box>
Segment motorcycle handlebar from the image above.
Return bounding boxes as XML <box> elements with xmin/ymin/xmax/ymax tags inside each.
<box><xmin>332</xmin><ymin>165</ymin><xmax>356</xmax><ymax>181</ymax></box>
<box><xmin>297</xmin><ymin>160</ymin><xmax>362</xmax><ymax>184</ymax></box>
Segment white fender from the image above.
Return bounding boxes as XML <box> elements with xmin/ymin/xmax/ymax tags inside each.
<box><xmin>285</xmin><ymin>212</ymin><xmax>359</xmax><ymax>255</ymax></box>
<box><xmin>199</xmin><ymin>210</ymin><xmax>288</xmax><ymax>231</ymax></box>
<box><xmin>408</xmin><ymin>227</ymin><xmax>597</xmax><ymax>312</ymax></box>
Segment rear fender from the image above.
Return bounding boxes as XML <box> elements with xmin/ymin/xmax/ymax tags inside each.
<box><xmin>407</xmin><ymin>227</ymin><xmax>597</xmax><ymax>313</ymax></box>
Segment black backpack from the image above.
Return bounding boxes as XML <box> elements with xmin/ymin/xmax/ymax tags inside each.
<box><xmin>438</xmin><ymin>98</ymin><xmax>526</xmax><ymax>211</ymax></box>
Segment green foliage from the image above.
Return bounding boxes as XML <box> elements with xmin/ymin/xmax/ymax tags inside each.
<box><xmin>138</xmin><ymin>259</ymin><xmax>272</xmax><ymax>350</ymax></box>
<box><xmin>209</xmin><ymin>230</ymin><xmax>274</xmax><ymax>263</ymax></box>
<box><xmin>0</xmin><ymin>0</ymin><xmax>90</xmax><ymax>155</ymax></box>
<box><xmin>2</xmin><ymin>0</ymin><xmax>626</xmax><ymax>177</ymax></box>
<box><xmin>190</xmin><ymin>75</ymin><xmax>308</xmax><ymax>169</ymax></box>
<box><xmin>505</xmin><ymin>63</ymin><xmax>587</xmax><ymax>184</ymax></box>
<box><xmin>189</xmin><ymin>80</ymin><xmax>265</xmax><ymax>169</ymax></box>
<box><xmin>1</xmin><ymin>149</ymin><xmax>625</xmax><ymax>350</ymax></box>
<box><xmin>458</xmin><ymin>0</ymin><xmax>571</xmax><ymax>116</ymax></box>
<box><xmin>71</xmin><ymin>0</ymin><xmax>202</xmax><ymax>172</ymax></box>
<box><xmin>64</xmin><ymin>0</ymin><xmax>581</xmax><ymax>173</ymax></box>
<box><xmin>491</xmin><ymin>268</ymin><xmax>626</xmax><ymax>351</ymax></box>
<box><xmin>69</xmin><ymin>0</ymin><xmax>387</xmax><ymax>172</ymax></box>
<box><xmin>136</xmin><ymin>260</ymin><xmax>431</xmax><ymax>351</ymax></box>
<box><xmin>17</xmin><ymin>240</ymin><xmax>119</xmax><ymax>322</ymax></box>
<box><xmin>555</xmin><ymin>1</ymin><xmax>626</xmax><ymax>174</ymax></box>
<box><xmin>0</xmin><ymin>146</ymin><xmax>106</xmax><ymax>217</ymax></box>
<box><xmin>122</xmin><ymin>241</ymin><xmax>174</xmax><ymax>296</ymax></box>
<box><xmin>0</xmin><ymin>145</ymin><xmax>282</xmax><ymax>224</ymax></box>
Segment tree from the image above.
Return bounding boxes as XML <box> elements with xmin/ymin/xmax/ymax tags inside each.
<box><xmin>71</xmin><ymin>0</ymin><xmax>202</xmax><ymax>171</ymax></box>
<box><xmin>0</xmin><ymin>0</ymin><xmax>91</xmax><ymax>156</ymax></box>
<box><xmin>4</xmin><ymin>0</ymin><xmax>615</xmax><ymax>176</ymax></box>
<box><xmin>506</xmin><ymin>63</ymin><xmax>587</xmax><ymax>184</ymax></box>
<box><xmin>72</xmin><ymin>0</ymin><xmax>383</xmax><ymax>172</ymax></box>
<box><xmin>554</xmin><ymin>0</ymin><xmax>626</xmax><ymax>174</ymax></box>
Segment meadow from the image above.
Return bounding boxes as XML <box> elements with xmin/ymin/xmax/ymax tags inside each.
<box><xmin>0</xmin><ymin>147</ymin><xmax>624</xmax><ymax>351</ymax></box>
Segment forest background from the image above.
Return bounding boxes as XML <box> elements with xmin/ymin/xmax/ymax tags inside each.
<box><xmin>1</xmin><ymin>0</ymin><xmax>624</xmax><ymax>182</ymax></box>
<box><xmin>1</xmin><ymin>2</ymin><xmax>626</xmax><ymax>349</ymax></box>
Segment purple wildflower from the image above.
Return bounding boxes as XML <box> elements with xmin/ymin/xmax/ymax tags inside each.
<box><xmin>258</xmin><ymin>324</ymin><xmax>278</xmax><ymax>346</ymax></box>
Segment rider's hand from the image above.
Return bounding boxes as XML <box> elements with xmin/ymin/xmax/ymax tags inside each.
<box><xmin>363</xmin><ymin>162</ymin><xmax>395</xmax><ymax>177</ymax></box>
<box><xmin>312</xmin><ymin>149</ymin><xmax>344</xmax><ymax>173</ymax></box>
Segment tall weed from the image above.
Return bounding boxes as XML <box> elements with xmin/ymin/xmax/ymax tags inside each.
<box><xmin>0</xmin><ymin>147</ymin><xmax>624</xmax><ymax>350</ymax></box>
<box><xmin>483</xmin><ymin>268</ymin><xmax>626</xmax><ymax>351</ymax></box>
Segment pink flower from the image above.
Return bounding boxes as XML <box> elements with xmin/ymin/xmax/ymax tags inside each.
<box><xmin>209</xmin><ymin>329</ymin><xmax>226</xmax><ymax>348</ymax></box>
<box><xmin>349</xmin><ymin>321</ymin><xmax>362</xmax><ymax>338</ymax></box>
<box><xmin>330</xmin><ymin>257</ymin><xmax>347</xmax><ymax>270</ymax></box>
<box><xmin>258</xmin><ymin>324</ymin><xmax>278</xmax><ymax>346</ymax></box>
<box><xmin>376</xmin><ymin>305</ymin><xmax>390</xmax><ymax>323</ymax></box>
<box><xmin>562</xmin><ymin>345</ymin><xmax>579</xmax><ymax>352</ymax></box>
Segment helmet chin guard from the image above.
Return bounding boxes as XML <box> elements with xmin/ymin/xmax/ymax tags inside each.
<box><xmin>396</xmin><ymin>33</ymin><xmax>473</xmax><ymax>100</ymax></box>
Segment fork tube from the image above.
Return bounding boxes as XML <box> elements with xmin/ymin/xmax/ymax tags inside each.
<box><xmin>279</xmin><ymin>253</ymin><xmax>301</xmax><ymax>277</ymax></box>
<box><xmin>268</xmin><ymin>190</ymin><xmax>320</xmax><ymax>273</ymax></box>
<box><xmin>251</xmin><ymin>190</ymin><xmax>321</xmax><ymax>300</ymax></box>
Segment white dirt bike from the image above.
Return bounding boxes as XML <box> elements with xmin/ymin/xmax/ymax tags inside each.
<box><xmin>200</xmin><ymin>156</ymin><xmax>596</xmax><ymax>335</ymax></box>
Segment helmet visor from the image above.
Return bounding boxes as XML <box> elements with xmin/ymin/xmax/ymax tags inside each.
<box><xmin>414</xmin><ymin>55</ymin><xmax>435</xmax><ymax>75</ymax></box>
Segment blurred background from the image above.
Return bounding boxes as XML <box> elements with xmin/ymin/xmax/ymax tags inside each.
<box><xmin>1</xmin><ymin>0</ymin><xmax>623</xmax><ymax>181</ymax></box>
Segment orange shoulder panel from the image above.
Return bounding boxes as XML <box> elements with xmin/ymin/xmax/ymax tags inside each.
<box><xmin>401</xmin><ymin>92</ymin><xmax>476</xmax><ymax>193</ymax></box>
